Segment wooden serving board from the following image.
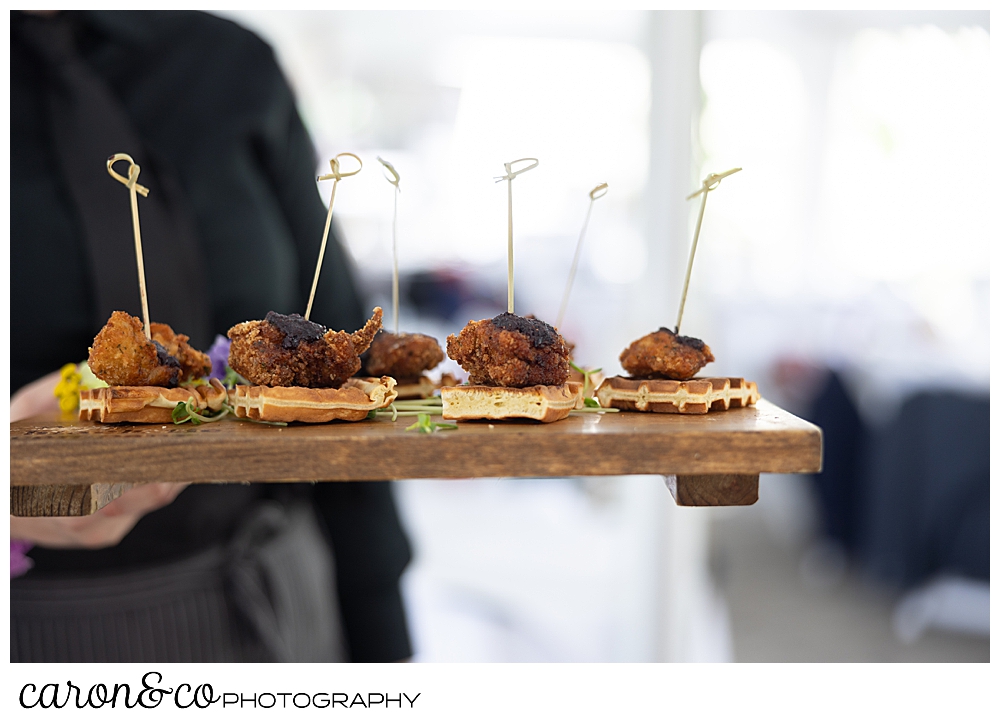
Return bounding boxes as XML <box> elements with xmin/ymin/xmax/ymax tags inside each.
<box><xmin>10</xmin><ymin>400</ymin><xmax>821</xmax><ymax>515</ymax></box>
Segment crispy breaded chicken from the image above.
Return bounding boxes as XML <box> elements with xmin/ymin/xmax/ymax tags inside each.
<box><xmin>150</xmin><ymin>322</ymin><xmax>212</xmax><ymax>382</ymax></box>
<box><xmin>362</xmin><ymin>332</ymin><xmax>445</xmax><ymax>382</ymax></box>
<box><xmin>88</xmin><ymin>311</ymin><xmax>182</xmax><ymax>387</ymax></box>
<box><xmin>619</xmin><ymin>327</ymin><xmax>714</xmax><ymax>381</ymax></box>
<box><xmin>446</xmin><ymin>312</ymin><xmax>570</xmax><ymax>388</ymax></box>
<box><xmin>227</xmin><ymin>307</ymin><xmax>383</xmax><ymax>388</ymax></box>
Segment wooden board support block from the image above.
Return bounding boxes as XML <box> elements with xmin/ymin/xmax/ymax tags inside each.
<box><xmin>665</xmin><ymin>474</ymin><xmax>759</xmax><ymax>507</ymax></box>
<box><xmin>11</xmin><ymin>482</ymin><xmax>137</xmax><ymax>517</ymax></box>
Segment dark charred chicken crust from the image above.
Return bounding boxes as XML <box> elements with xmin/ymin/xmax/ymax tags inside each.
<box><xmin>446</xmin><ymin>312</ymin><xmax>570</xmax><ymax>388</ymax></box>
<box><xmin>619</xmin><ymin>327</ymin><xmax>714</xmax><ymax>381</ymax></box>
<box><xmin>227</xmin><ymin>307</ymin><xmax>383</xmax><ymax>388</ymax></box>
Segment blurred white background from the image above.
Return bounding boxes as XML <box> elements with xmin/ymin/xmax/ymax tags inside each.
<box><xmin>217</xmin><ymin>10</ymin><xmax>990</xmax><ymax>662</ymax></box>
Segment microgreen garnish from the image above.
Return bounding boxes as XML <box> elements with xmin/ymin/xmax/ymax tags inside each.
<box><xmin>172</xmin><ymin>400</ymin><xmax>231</xmax><ymax>425</ymax></box>
<box><xmin>405</xmin><ymin>413</ymin><xmax>458</xmax><ymax>434</ymax></box>
<box><xmin>222</xmin><ymin>365</ymin><xmax>249</xmax><ymax>389</ymax></box>
<box><xmin>570</xmin><ymin>362</ymin><xmax>604</xmax><ymax>402</ymax></box>
<box><xmin>584</xmin><ymin>397</ymin><xmax>600</xmax><ymax>408</ymax></box>
<box><xmin>236</xmin><ymin>416</ymin><xmax>288</xmax><ymax>427</ymax></box>
<box><xmin>370</xmin><ymin>397</ymin><xmax>446</xmax><ymax>418</ymax></box>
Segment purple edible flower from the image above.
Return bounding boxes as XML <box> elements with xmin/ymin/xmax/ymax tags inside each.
<box><xmin>208</xmin><ymin>334</ymin><xmax>231</xmax><ymax>379</ymax></box>
<box><xmin>11</xmin><ymin>540</ymin><xmax>33</xmax><ymax>578</ymax></box>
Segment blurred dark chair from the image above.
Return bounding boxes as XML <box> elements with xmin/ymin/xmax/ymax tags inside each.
<box><xmin>807</xmin><ymin>373</ymin><xmax>989</xmax><ymax>589</ymax></box>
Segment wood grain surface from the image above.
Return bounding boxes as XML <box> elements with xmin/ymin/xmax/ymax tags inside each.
<box><xmin>666</xmin><ymin>474</ymin><xmax>760</xmax><ymax>506</ymax></box>
<box><xmin>11</xmin><ymin>482</ymin><xmax>137</xmax><ymax>516</ymax></box>
<box><xmin>11</xmin><ymin>400</ymin><xmax>821</xmax><ymax>490</ymax></box>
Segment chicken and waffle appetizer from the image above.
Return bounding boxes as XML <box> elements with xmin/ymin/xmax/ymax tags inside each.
<box><xmin>442</xmin><ymin>312</ymin><xmax>581</xmax><ymax>423</ymax></box>
<box><xmin>226</xmin><ymin>307</ymin><xmax>396</xmax><ymax>423</ymax></box>
<box><xmin>81</xmin><ymin>311</ymin><xmax>224</xmax><ymax>423</ymax></box>
<box><xmin>596</xmin><ymin>327</ymin><xmax>759</xmax><ymax>415</ymax></box>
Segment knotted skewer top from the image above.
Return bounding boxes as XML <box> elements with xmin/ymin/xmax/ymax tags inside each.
<box><xmin>494</xmin><ymin>157</ymin><xmax>539</xmax><ymax>184</ymax></box>
<box><xmin>317</xmin><ymin>152</ymin><xmax>363</xmax><ymax>183</ymax></box>
<box><xmin>376</xmin><ymin>156</ymin><xmax>401</xmax><ymax>188</ymax></box>
<box><xmin>685</xmin><ymin>167</ymin><xmax>741</xmax><ymax>200</ymax></box>
<box><xmin>107</xmin><ymin>153</ymin><xmax>149</xmax><ymax>197</ymax></box>
<box><xmin>589</xmin><ymin>182</ymin><xmax>609</xmax><ymax>200</ymax></box>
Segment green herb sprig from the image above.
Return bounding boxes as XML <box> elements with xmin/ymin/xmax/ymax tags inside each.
<box><xmin>570</xmin><ymin>361</ymin><xmax>603</xmax><ymax>398</ymax></box>
<box><xmin>405</xmin><ymin>413</ymin><xmax>458</xmax><ymax>434</ymax></box>
<box><xmin>370</xmin><ymin>397</ymin><xmax>445</xmax><ymax>419</ymax></box>
<box><xmin>222</xmin><ymin>366</ymin><xmax>249</xmax><ymax>389</ymax></box>
<box><xmin>171</xmin><ymin>400</ymin><xmax>231</xmax><ymax>425</ymax></box>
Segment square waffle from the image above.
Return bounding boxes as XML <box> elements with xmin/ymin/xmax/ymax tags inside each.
<box><xmin>229</xmin><ymin>376</ymin><xmax>397</xmax><ymax>423</ymax></box>
<box><xmin>595</xmin><ymin>376</ymin><xmax>759</xmax><ymax>414</ymax></box>
<box><xmin>441</xmin><ymin>382</ymin><xmax>583</xmax><ymax>423</ymax></box>
<box><xmin>79</xmin><ymin>379</ymin><xmax>228</xmax><ymax>424</ymax></box>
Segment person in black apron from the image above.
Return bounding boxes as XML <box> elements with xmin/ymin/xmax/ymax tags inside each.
<box><xmin>10</xmin><ymin>10</ymin><xmax>413</xmax><ymax>663</ymax></box>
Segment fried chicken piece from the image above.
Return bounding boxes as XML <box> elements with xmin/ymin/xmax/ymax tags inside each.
<box><xmin>88</xmin><ymin>311</ymin><xmax>182</xmax><ymax>387</ymax></box>
<box><xmin>150</xmin><ymin>322</ymin><xmax>212</xmax><ymax>382</ymax></box>
<box><xmin>362</xmin><ymin>332</ymin><xmax>445</xmax><ymax>382</ymax></box>
<box><xmin>619</xmin><ymin>327</ymin><xmax>715</xmax><ymax>381</ymax></box>
<box><xmin>446</xmin><ymin>312</ymin><xmax>570</xmax><ymax>388</ymax></box>
<box><xmin>227</xmin><ymin>307</ymin><xmax>383</xmax><ymax>388</ymax></box>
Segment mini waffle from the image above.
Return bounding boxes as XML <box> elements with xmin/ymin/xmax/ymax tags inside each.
<box><xmin>229</xmin><ymin>376</ymin><xmax>397</xmax><ymax>423</ymax></box>
<box><xmin>394</xmin><ymin>373</ymin><xmax>460</xmax><ymax>400</ymax></box>
<box><xmin>595</xmin><ymin>376</ymin><xmax>759</xmax><ymax>414</ymax></box>
<box><xmin>441</xmin><ymin>382</ymin><xmax>583</xmax><ymax>423</ymax></box>
<box><xmin>79</xmin><ymin>379</ymin><xmax>228</xmax><ymax>424</ymax></box>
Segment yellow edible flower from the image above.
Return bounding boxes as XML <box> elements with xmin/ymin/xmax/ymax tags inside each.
<box><xmin>54</xmin><ymin>363</ymin><xmax>84</xmax><ymax>412</ymax></box>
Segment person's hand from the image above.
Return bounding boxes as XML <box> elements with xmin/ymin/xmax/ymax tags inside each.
<box><xmin>10</xmin><ymin>369</ymin><xmax>62</xmax><ymax>422</ymax></box>
<box><xmin>10</xmin><ymin>370</ymin><xmax>188</xmax><ymax>549</ymax></box>
<box><xmin>10</xmin><ymin>483</ymin><xmax>188</xmax><ymax>549</ymax></box>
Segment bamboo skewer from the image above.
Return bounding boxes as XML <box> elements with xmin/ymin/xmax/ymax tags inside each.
<box><xmin>494</xmin><ymin>158</ymin><xmax>539</xmax><ymax>314</ymax></box>
<box><xmin>307</xmin><ymin>153</ymin><xmax>362</xmax><ymax>321</ymax></box>
<box><xmin>376</xmin><ymin>156</ymin><xmax>402</xmax><ymax>334</ymax></box>
<box><xmin>556</xmin><ymin>182</ymin><xmax>608</xmax><ymax>329</ymax></box>
<box><xmin>107</xmin><ymin>153</ymin><xmax>152</xmax><ymax>340</ymax></box>
<box><xmin>675</xmin><ymin>167</ymin><xmax>742</xmax><ymax>334</ymax></box>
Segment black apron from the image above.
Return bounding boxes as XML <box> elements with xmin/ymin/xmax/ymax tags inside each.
<box><xmin>11</xmin><ymin>499</ymin><xmax>346</xmax><ymax>663</ymax></box>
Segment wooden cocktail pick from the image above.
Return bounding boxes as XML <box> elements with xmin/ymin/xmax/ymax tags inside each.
<box><xmin>306</xmin><ymin>152</ymin><xmax>363</xmax><ymax>321</ymax></box>
<box><xmin>494</xmin><ymin>158</ymin><xmax>539</xmax><ymax>314</ymax></box>
<box><xmin>106</xmin><ymin>153</ymin><xmax>152</xmax><ymax>340</ymax></box>
<box><xmin>376</xmin><ymin>156</ymin><xmax>402</xmax><ymax>334</ymax></box>
<box><xmin>556</xmin><ymin>182</ymin><xmax>608</xmax><ymax>329</ymax></box>
<box><xmin>675</xmin><ymin>167</ymin><xmax>742</xmax><ymax>334</ymax></box>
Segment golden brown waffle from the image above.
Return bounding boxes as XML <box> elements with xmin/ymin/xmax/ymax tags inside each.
<box><xmin>79</xmin><ymin>379</ymin><xmax>228</xmax><ymax>423</ymax></box>
<box><xmin>229</xmin><ymin>376</ymin><xmax>397</xmax><ymax>423</ymax></box>
<box><xmin>595</xmin><ymin>376</ymin><xmax>759</xmax><ymax>414</ymax></box>
<box><xmin>394</xmin><ymin>373</ymin><xmax>460</xmax><ymax>400</ymax></box>
<box><xmin>441</xmin><ymin>382</ymin><xmax>583</xmax><ymax>423</ymax></box>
